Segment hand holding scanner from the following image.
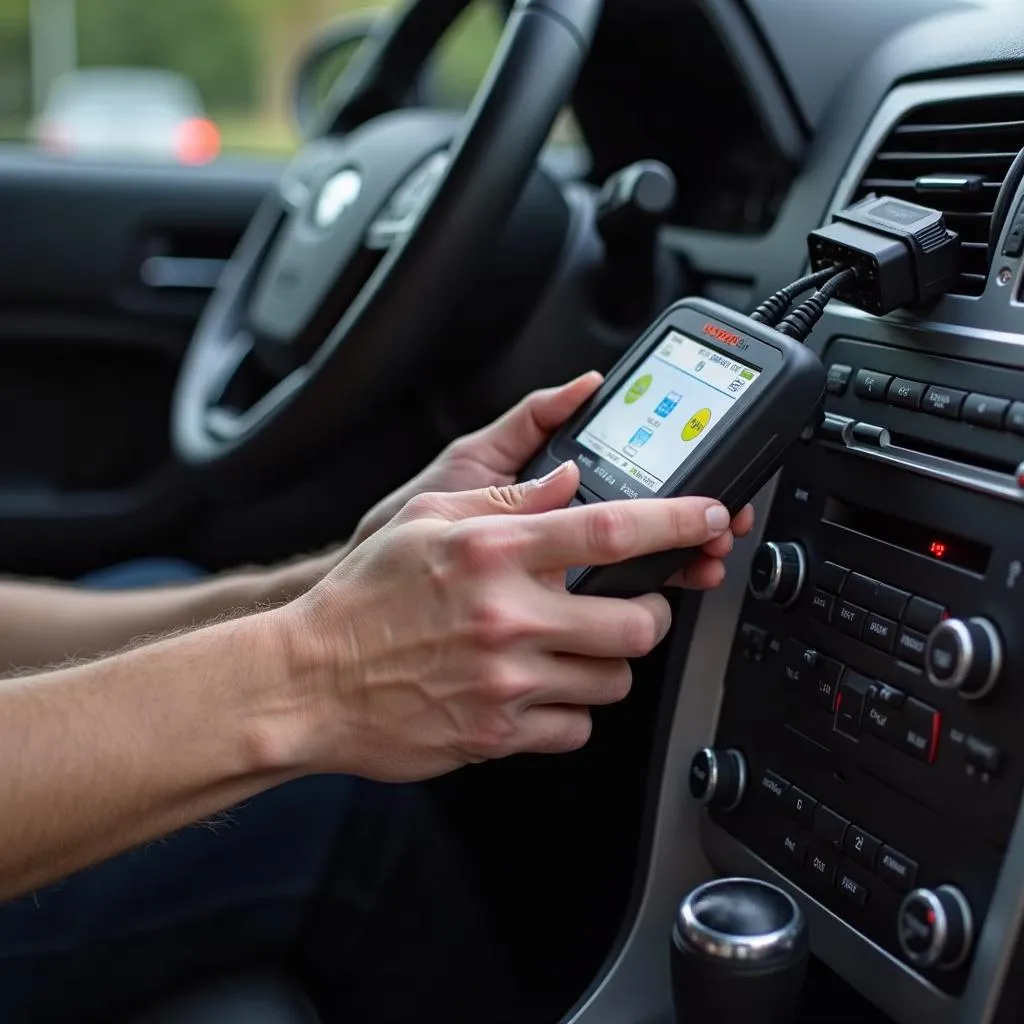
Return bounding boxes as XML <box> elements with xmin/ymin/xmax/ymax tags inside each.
<box><xmin>519</xmin><ymin>297</ymin><xmax>827</xmax><ymax>597</ymax></box>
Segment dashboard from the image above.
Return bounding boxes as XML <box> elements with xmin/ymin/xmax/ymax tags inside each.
<box><xmin>561</xmin><ymin>2</ymin><xmax>1024</xmax><ymax>1023</ymax></box>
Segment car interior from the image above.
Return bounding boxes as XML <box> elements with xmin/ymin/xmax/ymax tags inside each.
<box><xmin>3</xmin><ymin>0</ymin><xmax>1024</xmax><ymax>1021</ymax></box>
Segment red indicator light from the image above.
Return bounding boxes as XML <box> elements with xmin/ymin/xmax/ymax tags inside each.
<box><xmin>927</xmin><ymin>909</ymin><xmax>937</xmax><ymax>926</ymax></box>
<box><xmin>929</xmin><ymin>541</ymin><xmax>947</xmax><ymax>559</ymax></box>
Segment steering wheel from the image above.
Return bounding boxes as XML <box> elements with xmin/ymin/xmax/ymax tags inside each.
<box><xmin>172</xmin><ymin>0</ymin><xmax>603</xmax><ymax>488</ymax></box>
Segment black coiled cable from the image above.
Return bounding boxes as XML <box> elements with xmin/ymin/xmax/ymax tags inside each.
<box><xmin>776</xmin><ymin>267</ymin><xmax>858</xmax><ymax>342</ymax></box>
<box><xmin>749</xmin><ymin>266</ymin><xmax>845</xmax><ymax>326</ymax></box>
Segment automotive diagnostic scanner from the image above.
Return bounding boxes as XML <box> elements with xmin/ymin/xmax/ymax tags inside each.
<box><xmin>520</xmin><ymin>296</ymin><xmax>827</xmax><ymax>597</ymax></box>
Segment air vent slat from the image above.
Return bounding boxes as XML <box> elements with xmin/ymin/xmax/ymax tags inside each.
<box><xmin>875</xmin><ymin>151</ymin><xmax>1018</xmax><ymax>165</ymax></box>
<box><xmin>894</xmin><ymin>120</ymin><xmax>1024</xmax><ymax>137</ymax></box>
<box><xmin>849</xmin><ymin>94</ymin><xmax>1024</xmax><ymax>297</ymax></box>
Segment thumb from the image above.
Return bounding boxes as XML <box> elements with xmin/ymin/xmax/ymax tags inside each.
<box><xmin>468</xmin><ymin>372</ymin><xmax>603</xmax><ymax>475</ymax></box>
<box><xmin>431</xmin><ymin>460</ymin><xmax>581</xmax><ymax>522</ymax></box>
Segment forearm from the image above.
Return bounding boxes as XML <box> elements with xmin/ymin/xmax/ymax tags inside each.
<box><xmin>0</xmin><ymin>547</ymin><xmax>343</xmax><ymax>671</ymax></box>
<box><xmin>0</xmin><ymin>611</ymin><xmax>308</xmax><ymax>901</ymax></box>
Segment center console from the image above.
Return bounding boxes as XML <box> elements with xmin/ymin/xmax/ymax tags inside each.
<box><xmin>567</xmin><ymin>70</ymin><xmax>1024</xmax><ymax>1024</ymax></box>
<box><xmin>702</xmin><ymin>347</ymin><xmax>1024</xmax><ymax>992</ymax></box>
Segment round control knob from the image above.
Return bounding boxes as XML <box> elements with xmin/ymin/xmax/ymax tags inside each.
<box><xmin>689</xmin><ymin>748</ymin><xmax>747</xmax><ymax>811</ymax></box>
<box><xmin>897</xmin><ymin>885</ymin><xmax>974</xmax><ymax>971</ymax></box>
<box><xmin>924</xmin><ymin>617</ymin><xmax>1003</xmax><ymax>700</ymax></box>
<box><xmin>748</xmin><ymin>542</ymin><xmax>806</xmax><ymax>608</ymax></box>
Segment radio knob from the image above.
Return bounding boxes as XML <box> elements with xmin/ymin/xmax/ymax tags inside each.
<box><xmin>748</xmin><ymin>542</ymin><xmax>806</xmax><ymax>608</ymax></box>
<box><xmin>897</xmin><ymin>885</ymin><xmax>974</xmax><ymax>971</ymax></box>
<box><xmin>688</xmin><ymin>748</ymin><xmax>746</xmax><ymax>811</ymax></box>
<box><xmin>924</xmin><ymin>617</ymin><xmax>1003</xmax><ymax>700</ymax></box>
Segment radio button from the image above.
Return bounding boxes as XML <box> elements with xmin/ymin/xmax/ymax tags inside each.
<box><xmin>844</xmin><ymin>572</ymin><xmax>878</xmax><ymax>606</ymax></box>
<box><xmin>872</xmin><ymin>583</ymin><xmax>910</xmax><ymax>620</ymax></box>
<box><xmin>749</xmin><ymin>542</ymin><xmax>806</xmax><ymax>608</ymax></box>
<box><xmin>878</xmin><ymin>846</ymin><xmax>918</xmax><ymax>892</ymax></box>
<box><xmin>689</xmin><ymin>748</ymin><xmax>747</xmax><ymax>810</ymax></box>
<box><xmin>783</xmin><ymin>639</ymin><xmax>818</xmax><ymax>689</ymax></box>
<box><xmin>813</xmin><ymin>805</ymin><xmax>849</xmax><ymax>848</ymax></box>
<box><xmin>854</xmin><ymin>369</ymin><xmax>892</xmax><ymax>400</ymax></box>
<box><xmin>898</xmin><ymin>885</ymin><xmax>973</xmax><ymax>971</ymax></box>
<box><xmin>808</xmin><ymin>848</ymin><xmax>838</xmax><ymax>887</ymax></box>
<box><xmin>922</xmin><ymin>385</ymin><xmax>967</xmax><ymax>420</ymax></box>
<box><xmin>899</xmin><ymin>698</ymin><xmax>940</xmax><ymax>763</ymax></box>
<box><xmin>739</xmin><ymin>622</ymin><xmax>769</xmax><ymax>662</ymax></box>
<box><xmin>819</xmin><ymin>561</ymin><xmax>849</xmax><ymax>593</ymax></box>
<box><xmin>836</xmin><ymin>601</ymin><xmax>867</xmax><ymax>638</ymax></box>
<box><xmin>836</xmin><ymin>871</ymin><xmax>869</xmax><ymax>907</ymax></box>
<box><xmin>759</xmin><ymin>770</ymin><xmax>789</xmax><ymax>805</ymax></box>
<box><xmin>785</xmin><ymin>786</ymin><xmax>817</xmax><ymax>825</ymax></box>
<box><xmin>895</xmin><ymin>627</ymin><xmax>928</xmax><ymax>667</ymax></box>
<box><xmin>964</xmin><ymin>735</ymin><xmax>1004</xmax><ymax>776</ymax></box>
<box><xmin>864</xmin><ymin>613</ymin><xmax>898</xmax><ymax>653</ymax></box>
<box><xmin>835</xmin><ymin>672</ymin><xmax>870</xmax><ymax>738</ymax></box>
<box><xmin>826</xmin><ymin>364</ymin><xmax>853</xmax><ymax>396</ymax></box>
<box><xmin>904</xmin><ymin>597</ymin><xmax>946</xmax><ymax>633</ymax></box>
<box><xmin>814</xmin><ymin>657</ymin><xmax>843</xmax><ymax>712</ymax></box>
<box><xmin>844</xmin><ymin>826</ymin><xmax>881</xmax><ymax>870</ymax></box>
<box><xmin>810</xmin><ymin>588</ymin><xmax>835</xmax><ymax>623</ymax></box>
<box><xmin>1007</xmin><ymin>401</ymin><xmax>1024</xmax><ymax>436</ymax></box>
<box><xmin>864</xmin><ymin>684</ymin><xmax>905</xmax><ymax>745</ymax></box>
<box><xmin>963</xmin><ymin>393</ymin><xmax>1010</xmax><ymax>429</ymax></box>
<box><xmin>887</xmin><ymin>377</ymin><xmax>926</xmax><ymax>410</ymax></box>
<box><xmin>925</xmin><ymin>617</ymin><xmax>1003</xmax><ymax>700</ymax></box>
<box><xmin>781</xmin><ymin>829</ymin><xmax>807</xmax><ymax>866</ymax></box>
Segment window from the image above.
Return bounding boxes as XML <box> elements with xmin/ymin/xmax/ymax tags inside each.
<box><xmin>0</xmin><ymin>0</ymin><xmax>580</xmax><ymax>164</ymax></box>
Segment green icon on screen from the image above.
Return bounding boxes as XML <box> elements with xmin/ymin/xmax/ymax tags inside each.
<box><xmin>740</xmin><ymin>368</ymin><xmax>755</xmax><ymax>381</ymax></box>
<box><xmin>624</xmin><ymin>374</ymin><xmax>653</xmax><ymax>404</ymax></box>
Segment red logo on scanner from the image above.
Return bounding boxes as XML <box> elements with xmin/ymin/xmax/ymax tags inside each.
<box><xmin>703</xmin><ymin>323</ymin><xmax>743</xmax><ymax>347</ymax></box>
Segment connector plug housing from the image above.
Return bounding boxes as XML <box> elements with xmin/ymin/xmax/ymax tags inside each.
<box><xmin>807</xmin><ymin>194</ymin><xmax>960</xmax><ymax>315</ymax></box>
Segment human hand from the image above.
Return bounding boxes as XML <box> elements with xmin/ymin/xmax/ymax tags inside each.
<box><xmin>283</xmin><ymin>462</ymin><xmax>748</xmax><ymax>783</ymax></box>
<box><xmin>351</xmin><ymin>371</ymin><xmax>754</xmax><ymax>587</ymax></box>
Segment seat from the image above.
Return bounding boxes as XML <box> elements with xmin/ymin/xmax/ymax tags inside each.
<box><xmin>124</xmin><ymin>970</ymin><xmax>321</xmax><ymax>1024</ymax></box>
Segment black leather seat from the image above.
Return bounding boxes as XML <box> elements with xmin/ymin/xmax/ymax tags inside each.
<box><xmin>125</xmin><ymin>971</ymin><xmax>320</xmax><ymax>1024</ymax></box>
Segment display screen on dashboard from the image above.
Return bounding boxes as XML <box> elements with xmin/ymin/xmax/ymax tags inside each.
<box><xmin>575</xmin><ymin>329</ymin><xmax>763</xmax><ymax>494</ymax></box>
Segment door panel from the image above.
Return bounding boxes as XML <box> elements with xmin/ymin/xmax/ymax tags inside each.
<box><xmin>0</xmin><ymin>153</ymin><xmax>278</xmax><ymax>577</ymax></box>
<box><xmin>0</xmin><ymin>1</ymin><xmax>507</xmax><ymax>578</ymax></box>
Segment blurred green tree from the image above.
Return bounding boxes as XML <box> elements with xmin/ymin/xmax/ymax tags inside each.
<box><xmin>77</xmin><ymin>0</ymin><xmax>259</xmax><ymax>112</ymax></box>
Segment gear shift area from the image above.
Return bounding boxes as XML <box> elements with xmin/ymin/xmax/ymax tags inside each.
<box><xmin>670</xmin><ymin>877</ymin><xmax>809</xmax><ymax>1024</ymax></box>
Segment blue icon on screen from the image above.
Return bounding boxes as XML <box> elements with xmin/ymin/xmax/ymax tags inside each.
<box><xmin>628</xmin><ymin>427</ymin><xmax>654</xmax><ymax>447</ymax></box>
<box><xmin>654</xmin><ymin>391</ymin><xmax>683</xmax><ymax>418</ymax></box>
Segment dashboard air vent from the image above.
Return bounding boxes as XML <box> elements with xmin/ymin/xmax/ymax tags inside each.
<box><xmin>850</xmin><ymin>95</ymin><xmax>1024</xmax><ymax>297</ymax></box>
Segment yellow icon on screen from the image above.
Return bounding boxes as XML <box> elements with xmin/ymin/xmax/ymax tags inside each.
<box><xmin>682</xmin><ymin>408</ymin><xmax>712</xmax><ymax>441</ymax></box>
<box><xmin>624</xmin><ymin>374</ymin><xmax>653</xmax><ymax>404</ymax></box>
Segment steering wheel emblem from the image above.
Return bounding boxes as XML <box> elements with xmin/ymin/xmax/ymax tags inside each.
<box><xmin>314</xmin><ymin>168</ymin><xmax>363</xmax><ymax>229</ymax></box>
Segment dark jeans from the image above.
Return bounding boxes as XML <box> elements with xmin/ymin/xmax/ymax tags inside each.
<box><xmin>0</xmin><ymin>562</ymin><xmax>510</xmax><ymax>1023</ymax></box>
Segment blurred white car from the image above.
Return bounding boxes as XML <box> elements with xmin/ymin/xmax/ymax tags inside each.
<box><xmin>32</xmin><ymin>68</ymin><xmax>221</xmax><ymax>165</ymax></box>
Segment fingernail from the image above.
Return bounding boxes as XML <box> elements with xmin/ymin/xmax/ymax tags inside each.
<box><xmin>705</xmin><ymin>505</ymin><xmax>731</xmax><ymax>534</ymax></box>
<box><xmin>536</xmin><ymin>461</ymin><xmax>573</xmax><ymax>485</ymax></box>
